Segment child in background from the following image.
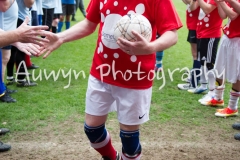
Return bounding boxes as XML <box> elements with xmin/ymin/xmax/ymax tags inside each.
<box><xmin>178</xmin><ymin>0</ymin><xmax>201</xmax><ymax>90</ymax></box>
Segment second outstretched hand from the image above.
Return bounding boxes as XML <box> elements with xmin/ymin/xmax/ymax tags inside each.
<box><xmin>12</xmin><ymin>42</ymin><xmax>41</xmax><ymax>56</ymax></box>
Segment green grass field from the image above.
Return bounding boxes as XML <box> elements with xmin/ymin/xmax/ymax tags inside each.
<box><xmin>0</xmin><ymin>0</ymin><xmax>238</xmax><ymax>141</ymax></box>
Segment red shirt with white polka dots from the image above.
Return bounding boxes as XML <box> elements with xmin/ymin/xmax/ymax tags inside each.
<box><xmin>196</xmin><ymin>0</ymin><xmax>223</xmax><ymax>39</ymax></box>
<box><xmin>186</xmin><ymin>6</ymin><xmax>200</xmax><ymax>30</ymax></box>
<box><xmin>86</xmin><ymin>0</ymin><xmax>182</xmax><ymax>89</ymax></box>
<box><xmin>223</xmin><ymin>1</ymin><xmax>240</xmax><ymax>38</ymax></box>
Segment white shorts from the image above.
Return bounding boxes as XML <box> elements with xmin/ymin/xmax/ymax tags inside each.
<box><xmin>85</xmin><ymin>75</ymin><xmax>152</xmax><ymax>125</ymax></box>
<box><xmin>214</xmin><ymin>35</ymin><xmax>240</xmax><ymax>83</ymax></box>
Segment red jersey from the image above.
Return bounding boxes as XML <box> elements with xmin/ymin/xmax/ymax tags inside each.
<box><xmin>196</xmin><ymin>0</ymin><xmax>223</xmax><ymax>38</ymax></box>
<box><xmin>186</xmin><ymin>5</ymin><xmax>200</xmax><ymax>30</ymax></box>
<box><xmin>223</xmin><ymin>1</ymin><xmax>240</xmax><ymax>38</ymax></box>
<box><xmin>86</xmin><ymin>0</ymin><xmax>182</xmax><ymax>89</ymax></box>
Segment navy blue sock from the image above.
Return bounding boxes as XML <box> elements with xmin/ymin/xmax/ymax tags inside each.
<box><xmin>156</xmin><ymin>51</ymin><xmax>164</xmax><ymax>68</ymax></box>
<box><xmin>57</xmin><ymin>22</ymin><xmax>63</xmax><ymax>32</ymax></box>
<box><xmin>0</xmin><ymin>51</ymin><xmax>6</xmax><ymax>95</ymax></box>
<box><xmin>191</xmin><ymin>60</ymin><xmax>201</xmax><ymax>88</ymax></box>
<box><xmin>65</xmin><ymin>21</ymin><xmax>70</xmax><ymax>30</ymax></box>
<box><xmin>38</xmin><ymin>15</ymin><xmax>42</xmax><ymax>25</ymax></box>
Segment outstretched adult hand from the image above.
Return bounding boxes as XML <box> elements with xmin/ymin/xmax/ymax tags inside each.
<box><xmin>16</xmin><ymin>17</ymin><xmax>50</xmax><ymax>46</ymax></box>
<box><xmin>116</xmin><ymin>30</ymin><xmax>153</xmax><ymax>55</ymax></box>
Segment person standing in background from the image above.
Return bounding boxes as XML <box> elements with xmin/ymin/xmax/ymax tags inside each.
<box><xmin>57</xmin><ymin>0</ymin><xmax>75</xmax><ymax>32</ymax></box>
<box><xmin>6</xmin><ymin>0</ymin><xmax>37</xmax><ymax>87</ymax></box>
<box><xmin>26</xmin><ymin>0</ymin><xmax>39</xmax><ymax>70</ymax></box>
<box><xmin>71</xmin><ymin>0</ymin><xmax>86</xmax><ymax>21</ymax></box>
<box><xmin>178</xmin><ymin>0</ymin><xmax>201</xmax><ymax>91</ymax></box>
<box><xmin>52</xmin><ymin>0</ymin><xmax>62</xmax><ymax>33</ymax></box>
<box><xmin>155</xmin><ymin>33</ymin><xmax>164</xmax><ymax>72</ymax></box>
<box><xmin>42</xmin><ymin>0</ymin><xmax>56</xmax><ymax>31</ymax></box>
<box><xmin>0</xmin><ymin>0</ymin><xmax>18</xmax><ymax>102</ymax></box>
<box><xmin>216</xmin><ymin>0</ymin><xmax>240</xmax><ymax>142</ymax></box>
<box><xmin>202</xmin><ymin>0</ymin><xmax>240</xmax><ymax>139</ymax></box>
<box><xmin>0</xmin><ymin>0</ymin><xmax>49</xmax><ymax>151</ymax></box>
<box><xmin>186</xmin><ymin>0</ymin><xmax>223</xmax><ymax>104</ymax></box>
<box><xmin>36</xmin><ymin>0</ymin><xmax>43</xmax><ymax>25</ymax></box>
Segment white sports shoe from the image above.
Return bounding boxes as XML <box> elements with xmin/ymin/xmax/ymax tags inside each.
<box><xmin>198</xmin><ymin>91</ymin><xmax>214</xmax><ymax>103</ymax></box>
<box><xmin>177</xmin><ymin>83</ymin><xmax>195</xmax><ymax>90</ymax></box>
<box><xmin>187</xmin><ymin>87</ymin><xmax>208</xmax><ymax>94</ymax></box>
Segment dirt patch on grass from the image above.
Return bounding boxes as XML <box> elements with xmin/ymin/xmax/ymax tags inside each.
<box><xmin>1</xmin><ymin>119</ymin><xmax>240</xmax><ymax>160</ymax></box>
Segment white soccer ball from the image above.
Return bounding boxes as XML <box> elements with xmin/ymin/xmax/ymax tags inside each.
<box><xmin>114</xmin><ymin>14</ymin><xmax>152</xmax><ymax>42</ymax></box>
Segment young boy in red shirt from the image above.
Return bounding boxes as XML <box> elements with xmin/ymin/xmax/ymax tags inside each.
<box><xmin>178</xmin><ymin>0</ymin><xmax>201</xmax><ymax>90</ymax></box>
<box><xmin>187</xmin><ymin>0</ymin><xmax>223</xmax><ymax>106</ymax></box>
<box><xmin>205</xmin><ymin>0</ymin><xmax>240</xmax><ymax>141</ymax></box>
<box><xmin>39</xmin><ymin>0</ymin><xmax>182</xmax><ymax>159</ymax></box>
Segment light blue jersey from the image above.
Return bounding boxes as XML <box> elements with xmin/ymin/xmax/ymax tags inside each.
<box><xmin>42</xmin><ymin>0</ymin><xmax>56</xmax><ymax>9</ymax></box>
<box><xmin>32</xmin><ymin>0</ymin><xmax>37</xmax><ymax>11</ymax></box>
<box><xmin>17</xmin><ymin>0</ymin><xmax>32</xmax><ymax>24</ymax></box>
<box><xmin>37</xmin><ymin>0</ymin><xmax>43</xmax><ymax>15</ymax></box>
<box><xmin>54</xmin><ymin>0</ymin><xmax>62</xmax><ymax>14</ymax></box>
<box><xmin>0</xmin><ymin>1</ymin><xmax>18</xmax><ymax>31</ymax></box>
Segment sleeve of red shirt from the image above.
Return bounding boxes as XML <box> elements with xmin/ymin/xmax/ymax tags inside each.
<box><xmin>155</xmin><ymin>0</ymin><xmax>183</xmax><ymax>35</ymax></box>
<box><xmin>86</xmin><ymin>0</ymin><xmax>101</xmax><ymax>24</ymax></box>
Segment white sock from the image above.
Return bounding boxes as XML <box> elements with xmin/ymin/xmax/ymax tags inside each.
<box><xmin>228</xmin><ymin>91</ymin><xmax>240</xmax><ymax>111</ymax></box>
<box><xmin>199</xmin><ymin>66</ymin><xmax>208</xmax><ymax>89</ymax></box>
<box><xmin>6</xmin><ymin>76</ymin><xmax>14</xmax><ymax>80</ymax></box>
<box><xmin>208</xmin><ymin>90</ymin><xmax>215</xmax><ymax>97</ymax></box>
<box><xmin>208</xmin><ymin>71</ymin><xmax>215</xmax><ymax>91</ymax></box>
<box><xmin>17</xmin><ymin>79</ymin><xmax>26</xmax><ymax>83</ymax></box>
<box><xmin>213</xmin><ymin>80</ymin><xmax>225</xmax><ymax>100</ymax></box>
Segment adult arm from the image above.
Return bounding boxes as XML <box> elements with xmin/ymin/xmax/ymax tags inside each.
<box><xmin>116</xmin><ymin>30</ymin><xmax>178</xmax><ymax>55</ymax></box>
<box><xmin>0</xmin><ymin>29</ymin><xmax>19</xmax><ymax>47</ymax></box>
<box><xmin>198</xmin><ymin>0</ymin><xmax>217</xmax><ymax>15</ymax></box>
<box><xmin>0</xmin><ymin>29</ymin><xmax>42</xmax><ymax>55</ymax></box>
<box><xmin>12</xmin><ymin>42</ymin><xmax>41</xmax><ymax>56</ymax></box>
<box><xmin>0</xmin><ymin>0</ymin><xmax>14</xmax><ymax>12</ymax></box>
<box><xmin>39</xmin><ymin>18</ymin><xmax>98</xmax><ymax>58</ymax></box>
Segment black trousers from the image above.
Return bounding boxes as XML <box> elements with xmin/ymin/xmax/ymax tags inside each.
<box><xmin>7</xmin><ymin>19</ymin><xmax>27</xmax><ymax>80</ymax></box>
<box><xmin>42</xmin><ymin>8</ymin><xmax>54</xmax><ymax>31</ymax></box>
